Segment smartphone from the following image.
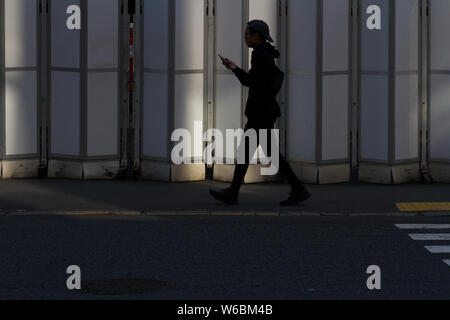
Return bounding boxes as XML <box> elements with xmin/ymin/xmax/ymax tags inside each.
<box><xmin>218</xmin><ymin>54</ymin><xmax>225</xmax><ymax>62</ymax></box>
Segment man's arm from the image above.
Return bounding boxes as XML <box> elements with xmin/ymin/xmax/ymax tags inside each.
<box><xmin>232</xmin><ymin>51</ymin><xmax>271</xmax><ymax>89</ymax></box>
<box><xmin>221</xmin><ymin>57</ymin><xmax>252</xmax><ymax>86</ymax></box>
<box><xmin>232</xmin><ymin>67</ymin><xmax>252</xmax><ymax>87</ymax></box>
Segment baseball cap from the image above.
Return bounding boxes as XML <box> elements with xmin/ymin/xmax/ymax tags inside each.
<box><xmin>247</xmin><ymin>20</ymin><xmax>274</xmax><ymax>43</ymax></box>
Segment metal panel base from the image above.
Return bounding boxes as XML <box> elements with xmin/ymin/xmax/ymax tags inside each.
<box><xmin>359</xmin><ymin>164</ymin><xmax>392</xmax><ymax>184</ymax></box>
<box><xmin>213</xmin><ymin>164</ymin><xmax>279</xmax><ymax>183</ymax></box>
<box><xmin>140</xmin><ymin>160</ymin><xmax>205</xmax><ymax>182</ymax></box>
<box><xmin>1</xmin><ymin>159</ymin><xmax>40</xmax><ymax>179</ymax></box>
<box><xmin>83</xmin><ymin>160</ymin><xmax>121</xmax><ymax>180</ymax></box>
<box><xmin>140</xmin><ymin>160</ymin><xmax>171</xmax><ymax>182</ymax></box>
<box><xmin>48</xmin><ymin>160</ymin><xmax>83</xmax><ymax>179</ymax></box>
<box><xmin>289</xmin><ymin>162</ymin><xmax>350</xmax><ymax>185</ymax></box>
<box><xmin>392</xmin><ymin>163</ymin><xmax>421</xmax><ymax>184</ymax></box>
<box><xmin>171</xmin><ymin>163</ymin><xmax>205</xmax><ymax>182</ymax></box>
<box><xmin>429</xmin><ymin>163</ymin><xmax>450</xmax><ymax>183</ymax></box>
<box><xmin>319</xmin><ymin>164</ymin><xmax>350</xmax><ymax>184</ymax></box>
<box><xmin>359</xmin><ymin>163</ymin><xmax>420</xmax><ymax>184</ymax></box>
<box><xmin>289</xmin><ymin>162</ymin><xmax>318</xmax><ymax>184</ymax></box>
<box><xmin>49</xmin><ymin>160</ymin><xmax>140</xmax><ymax>180</ymax></box>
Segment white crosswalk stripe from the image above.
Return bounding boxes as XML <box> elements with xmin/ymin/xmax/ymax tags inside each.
<box><xmin>395</xmin><ymin>224</ymin><xmax>450</xmax><ymax>229</ymax></box>
<box><xmin>396</xmin><ymin>224</ymin><xmax>450</xmax><ymax>267</ymax></box>
<box><xmin>425</xmin><ymin>246</ymin><xmax>450</xmax><ymax>253</ymax></box>
<box><xmin>409</xmin><ymin>234</ymin><xmax>450</xmax><ymax>240</ymax></box>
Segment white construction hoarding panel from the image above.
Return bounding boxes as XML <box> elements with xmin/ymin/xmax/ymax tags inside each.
<box><xmin>322</xmin><ymin>75</ymin><xmax>348</xmax><ymax>161</ymax></box>
<box><xmin>395</xmin><ymin>0</ymin><xmax>419</xmax><ymax>161</ymax></box>
<box><xmin>142</xmin><ymin>0</ymin><xmax>169</xmax><ymax>159</ymax></box>
<box><xmin>430</xmin><ymin>0</ymin><xmax>450</xmax><ymax>70</ymax></box>
<box><xmin>173</xmin><ymin>0</ymin><xmax>205</xmax><ymax>162</ymax></box>
<box><xmin>249</xmin><ymin>0</ymin><xmax>278</xmax><ymax>67</ymax></box>
<box><xmin>143</xmin><ymin>73</ymin><xmax>168</xmax><ymax>159</ymax></box>
<box><xmin>361</xmin><ymin>75</ymin><xmax>389</xmax><ymax>161</ymax></box>
<box><xmin>396</xmin><ymin>0</ymin><xmax>419</xmax><ymax>72</ymax></box>
<box><xmin>4</xmin><ymin>0</ymin><xmax>36</xmax><ymax>68</ymax></box>
<box><xmin>322</xmin><ymin>0</ymin><xmax>349</xmax><ymax>162</ymax></box>
<box><xmin>88</xmin><ymin>0</ymin><xmax>119</xmax><ymax>69</ymax></box>
<box><xmin>216</xmin><ymin>74</ymin><xmax>242</xmax><ymax>133</ymax></box>
<box><xmin>287</xmin><ymin>75</ymin><xmax>316</xmax><ymax>162</ymax></box>
<box><xmin>429</xmin><ymin>0</ymin><xmax>450</xmax><ymax>161</ymax></box>
<box><xmin>143</xmin><ymin>0</ymin><xmax>169</xmax><ymax>70</ymax></box>
<box><xmin>5</xmin><ymin>71</ymin><xmax>37</xmax><ymax>156</ymax></box>
<box><xmin>86</xmin><ymin>0</ymin><xmax>120</xmax><ymax>158</ymax></box>
<box><xmin>430</xmin><ymin>75</ymin><xmax>450</xmax><ymax>160</ymax></box>
<box><xmin>50</xmin><ymin>0</ymin><xmax>81</xmax><ymax>157</ymax></box>
<box><xmin>216</xmin><ymin>0</ymin><xmax>242</xmax><ymax>69</ymax></box>
<box><xmin>287</xmin><ymin>0</ymin><xmax>316</xmax><ymax>162</ymax></box>
<box><xmin>323</xmin><ymin>0</ymin><xmax>349</xmax><ymax>72</ymax></box>
<box><xmin>215</xmin><ymin>0</ymin><xmax>242</xmax><ymax>134</ymax></box>
<box><xmin>174</xmin><ymin>74</ymin><xmax>204</xmax><ymax>160</ymax></box>
<box><xmin>249</xmin><ymin>0</ymin><xmax>277</xmax><ymax>46</ymax></box>
<box><xmin>395</xmin><ymin>74</ymin><xmax>418</xmax><ymax>160</ymax></box>
<box><xmin>175</xmin><ymin>0</ymin><xmax>204</xmax><ymax>71</ymax></box>
<box><xmin>4</xmin><ymin>0</ymin><xmax>38</xmax><ymax>157</ymax></box>
<box><xmin>51</xmin><ymin>0</ymin><xmax>80</xmax><ymax>68</ymax></box>
<box><xmin>288</xmin><ymin>0</ymin><xmax>316</xmax><ymax>72</ymax></box>
<box><xmin>87</xmin><ymin>73</ymin><xmax>118</xmax><ymax>156</ymax></box>
<box><xmin>361</xmin><ymin>0</ymin><xmax>389</xmax><ymax>72</ymax></box>
<box><xmin>51</xmin><ymin>72</ymin><xmax>80</xmax><ymax>156</ymax></box>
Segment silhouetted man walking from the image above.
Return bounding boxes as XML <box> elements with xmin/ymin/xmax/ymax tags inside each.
<box><xmin>210</xmin><ymin>20</ymin><xmax>310</xmax><ymax>206</ymax></box>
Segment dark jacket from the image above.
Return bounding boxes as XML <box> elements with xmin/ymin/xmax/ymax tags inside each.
<box><xmin>232</xmin><ymin>42</ymin><xmax>282</xmax><ymax>125</ymax></box>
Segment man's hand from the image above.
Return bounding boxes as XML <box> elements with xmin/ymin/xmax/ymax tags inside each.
<box><xmin>220</xmin><ymin>55</ymin><xmax>238</xmax><ymax>71</ymax></box>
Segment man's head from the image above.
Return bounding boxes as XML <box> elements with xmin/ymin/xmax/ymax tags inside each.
<box><xmin>245</xmin><ymin>20</ymin><xmax>274</xmax><ymax>48</ymax></box>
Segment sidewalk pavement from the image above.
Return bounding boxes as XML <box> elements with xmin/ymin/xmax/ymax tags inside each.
<box><xmin>0</xmin><ymin>179</ymin><xmax>449</xmax><ymax>216</ymax></box>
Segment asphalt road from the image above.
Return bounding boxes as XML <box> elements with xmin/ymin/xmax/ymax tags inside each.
<box><xmin>0</xmin><ymin>179</ymin><xmax>449</xmax><ymax>214</ymax></box>
<box><xmin>1</xmin><ymin>215</ymin><xmax>450</xmax><ymax>300</ymax></box>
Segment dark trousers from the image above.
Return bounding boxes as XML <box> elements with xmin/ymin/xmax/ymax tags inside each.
<box><xmin>230</xmin><ymin>121</ymin><xmax>305</xmax><ymax>195</ymax></box>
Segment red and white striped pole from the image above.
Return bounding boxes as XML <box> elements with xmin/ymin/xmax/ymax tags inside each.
<box><xmin>129</xmin><ymin>22</ymin><xmax>134</xmax><ymax>92</ymax></box>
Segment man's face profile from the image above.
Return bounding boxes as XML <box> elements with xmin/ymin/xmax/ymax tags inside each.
<box><xmin>245</xmin><ymin>27</ymin><xmax>261</xmax><ymax>48</ymax></box>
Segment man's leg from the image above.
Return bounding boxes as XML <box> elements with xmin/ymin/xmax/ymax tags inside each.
<box><xmin>230</xmin><ymin>124</ymin><xmax>259</xmax><ymax>195</ymax></box>
<box><xmin>258</xmin><ymin>125</ymin><xmax>304</xmax><ymax>191</ymax></box>
<box><xmin>210</xmin><ymin>125</ymin><xmax>256</xmax><ymax>204</ymax></box>
<box><xmin>262</xmin><ymin>127</ymin><xmax>310</xmax><ymax>206</ymax></box>
<box><xmin>229</xmin><ymin>163</ymin><xmax>250</xmax><ymax>195</ymax></box>
<box><xmin>278</xmin><ymin>153</ymin><xmax>305</xmax><ymax>191</ymax></box>
<box><xmin>230</xmin><ymin>125</ymin><xmax>260</xmax><ymax>194</ymax></box>
<box><xmin>278</xmin><ymin>152</ymin><xmax>310</xmax><ymax>206</ymax></box>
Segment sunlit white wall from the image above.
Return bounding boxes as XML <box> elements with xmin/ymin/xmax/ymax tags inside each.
<box><xmin>142</xmin><ymin>0</ymin><xmax>205</xmax><ymax>162</ymax></box>
<box><xmin>214</xmin><ymin>0</ymin><xmax>278</xmax><ymax>162</ymax></box>
<box><xmin>215</xmin><ymin>0</ymin><xmax>243</xmax><ymax>139</ymax></box>
<box><xmin>249</xmin><ymin>0</ymin><xmax>278</xmax><ymax>67</ymax></box>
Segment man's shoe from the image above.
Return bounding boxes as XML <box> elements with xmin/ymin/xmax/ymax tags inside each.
<box><xmin>280</xmin><ymin>188</ymin><xmax>310</xmax><ymax>206</ymax></box>
<box><xmin>209</xmin><ymin>188</ymin><xmax>239</xmax><ymax>205</ymax></box>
